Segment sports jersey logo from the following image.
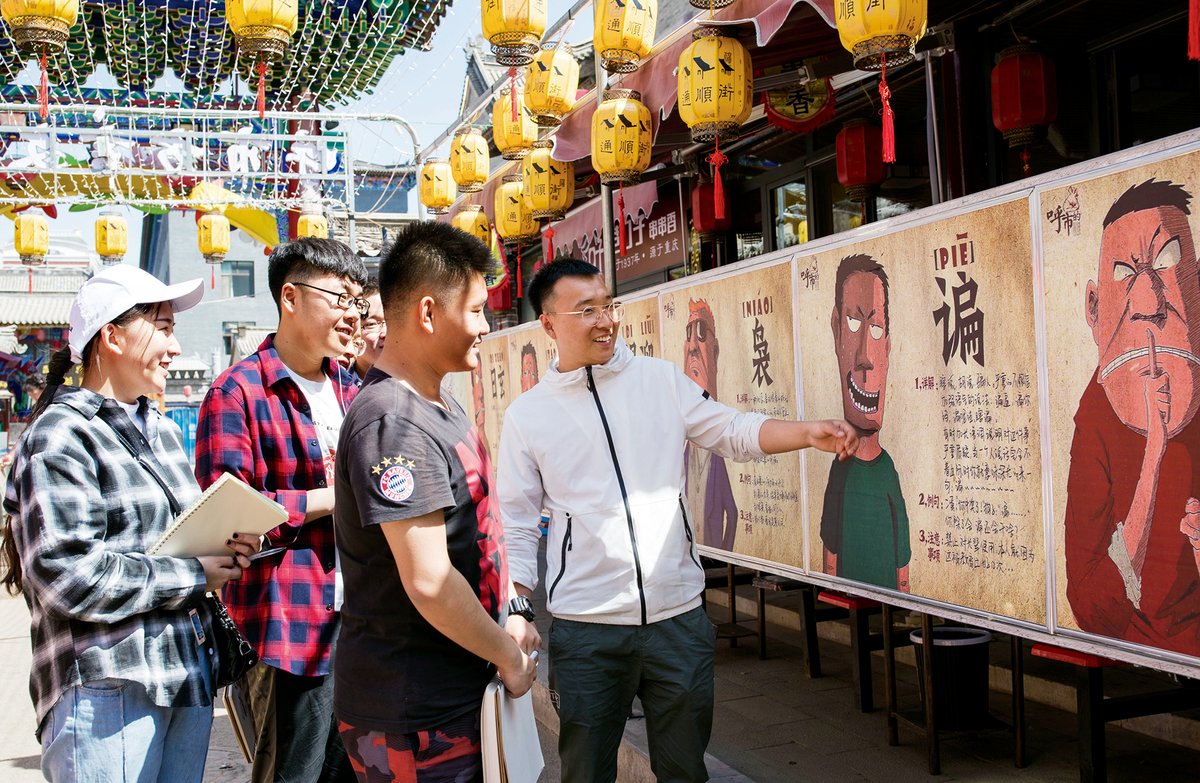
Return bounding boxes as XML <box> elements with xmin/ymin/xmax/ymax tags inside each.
<box><xmin>379</xmin><ymin>464</ymin><xmax>415</xmax><ymax>502</ymax></box>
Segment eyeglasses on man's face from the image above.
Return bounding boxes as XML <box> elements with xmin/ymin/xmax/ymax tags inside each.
<box><xmin>545</xmin><ymin>301</ymin><xmax>625</xmax><ymax>325</ymax></box>
<box><xmin>293</xmin><ymin>281</ymin><xmax>369</xmax><ymax>316</ymax></box>
<box><xmin>360</xmin><ymin>317</ymin><xmax>386</xmax><ymax>334</ymax></box>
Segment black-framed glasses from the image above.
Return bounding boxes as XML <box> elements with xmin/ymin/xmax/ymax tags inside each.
<box><xmin>686</xmin><ymin>319</ymin><xmax>710</xmax><ymax>343</ymax></box>
<box><xmin>293</xmin><ymin>281</ymin><xmax>369</xmax><ymax>316</ymax></box>
<box><xmin>545</xmin><ymin>301</ymin><xmax>625</xmax><ymax>325</ymax></box>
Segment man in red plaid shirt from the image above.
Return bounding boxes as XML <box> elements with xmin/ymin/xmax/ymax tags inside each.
<box><xmin>197</xmin><ymin>238</ymin><xmax>367</xmax><ymax>783</ymax></box>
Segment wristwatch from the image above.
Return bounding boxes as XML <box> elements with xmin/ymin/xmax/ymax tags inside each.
<box><xmin>507</xmin><ymin>595</ymin><xmax>536</xmax><ymax>623</ymax></box>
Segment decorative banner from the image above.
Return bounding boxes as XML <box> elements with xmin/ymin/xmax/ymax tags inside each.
<box><xmin>618</xmin><ymin>294</ymin><xmax>661</xmax><ymax>360</ymax></box>
<box><xmin>660</xmin><ymin>261</ymin><xmax>802</xmax><ymax>566</ymax></box>
<box><xmin>477</xmin><ymin>334</ymin><xmax>513</xmax><ymax>463</ymax></box>
<box><xmin>762</xmin><ymin>67</ymin><xmax>836</xmax><ymax>134</ymax></box>
<box><xmin>553</xmin><ymin>188</ymin><xmax>687</xmax><ymax>283</ymax></box>
<box><xmin>1043</xmin><ymin>149</ymin><xmax>1200</xmax><ymax>659</ymax></box>
<box><xmin>443</xmin><ymin>369</ymin><xmax>475</xmax><ymax>422</ymax></box>
<box><xmin>795</xmin><ymin>199</ymin><xmax>1046</xmax><ymax>624</ymax></box>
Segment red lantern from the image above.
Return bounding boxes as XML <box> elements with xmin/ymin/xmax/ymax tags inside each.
<box><xmin>991</xmin><ymin>46</ymin><xmax>1057</xmax><ymax>176</ymax></box>
<box><xmin>836</xmin><ymin>121</ymin><xmax>885</xmax><ymax>203</ymax></box>
<box><xmin>691</xmin><ymin>180</ymin><xmax>731</xmax><ymax>235</ymax></box>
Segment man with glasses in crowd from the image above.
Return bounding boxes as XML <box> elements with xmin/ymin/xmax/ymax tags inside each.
<box><xmin>499</xmin><ymin>259</ymin><xmax>860</xmax><ymax>782</ymax></box>
<box><xmin>342</xmin><ymin>278</ymin><xmax>387</xmax><ymax>383</ymax></box>
<box><xmin>197</xmin><ymin>238</ymin><xmax>367</xmax><ymax>783</ymax></box>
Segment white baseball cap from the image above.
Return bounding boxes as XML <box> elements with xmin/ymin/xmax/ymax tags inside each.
<box><xmin>68</xmin><ymin>264</ymin><xmax>205</xmax><ymax>363</ymax></box>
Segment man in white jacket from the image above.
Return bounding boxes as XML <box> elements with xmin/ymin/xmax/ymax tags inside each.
<box><xmin>499</xmin><ymin>260</ymin><xmax>858</xmax><ymax>782</ymax></box>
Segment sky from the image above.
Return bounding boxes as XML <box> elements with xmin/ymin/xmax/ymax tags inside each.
<box><xmin>0</xmin><ymin>0</ymin><xmax>589</xmax><ymax>258</ymax></box>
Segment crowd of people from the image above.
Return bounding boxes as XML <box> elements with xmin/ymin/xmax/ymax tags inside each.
<box><xmin>1</xmin><ymin>224</ymin><xmax>857</xmax><ymax>783</ymax></box>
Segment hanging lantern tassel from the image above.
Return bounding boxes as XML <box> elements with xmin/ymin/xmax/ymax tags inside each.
<box><xmin>38</xmin><ymin>48</ymin><xmax>48</xmax><ymax>120</ymax></box>
<box><xmin>880</xmin><ymin>54</ymin><xmax>896</xmax><ymax>164</ymax></box>
<box><xmin>256</xmin><ymin>59</ymin><xmax>268</xmax><ymax>119</ymax></box>
<box><xmin>27</xmin><ymin>267</ymin><xmax>33</xmax><ymax>294</ymax></box>
<box><xmin>1191</xmin><ymin>0</ymin><xmax>1199</xmax><ymax>60</ymax></box>
<box><xmin>516</xmin><ymin>243</ymin><xmax>523</xmax><ymax>299</ymax></box>
<box><xmin>617</xmin><ymin>185</ymin><xmax>628</xmax><ymax>257</ymax></box>
<box><xmin>510</xmin><ymin>67</ymin><xmax>519</xmax><ymax>122</ymax></box>
<box><xmin>1021</xmin><ymin>147</ymin><xmax>1032</xmax><ymax>178</ymax></box>
<box><xmin>543</xmin><ymin>222</ymin><xmax>556</xmax><ymax>261</ymax></box>
<box><xmin>707</xmin><ymin>138</ymin><xmax>728</xmax><ymax>222</ymax></box>
<box><xmin>212</xmin><ymin>266</ymin><xmax>216</xmax><ymax>289</ymax></box>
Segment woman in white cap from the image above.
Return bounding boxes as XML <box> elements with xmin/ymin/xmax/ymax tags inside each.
<box><xmin>1</xmin><ymin>265</ymin><xmax>261</xmax><ymax>782</ymax></box>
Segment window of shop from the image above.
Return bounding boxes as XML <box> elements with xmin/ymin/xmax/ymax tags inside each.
<box><xmin>220</xmin><ymin>260</ymin><xmax>254</xmax><ymax>298</ymax></box>
<box><xmin>772</xmin><ymin>181</ymin><xmax>809</xmax><ymax>250</ymax></box>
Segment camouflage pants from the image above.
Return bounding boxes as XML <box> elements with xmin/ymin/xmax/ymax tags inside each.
<box><xmin>337</xmin><ymin>711</ymin><xmax>482</xmax><ymax>783</ymax></box>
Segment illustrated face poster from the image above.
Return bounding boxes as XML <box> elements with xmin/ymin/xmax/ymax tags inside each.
<box><xmin>1044</xmin><ymin>150</ymin><xmax>1200</xmax><ymax>660</ymax></box>
<box><xmin>619</xmin><ymin>294</ymin><xmax>660</xmax><ymax>359</ymax></box>
<box><xmin>659</xmin><ymin>260</ymin><xmax>803</xmax><ymax>568</ymax></box>
<box><xmin>507</xmin><ymin>322</ymin><xmax>556</xmax><ymax>399</ymax></box>
<box><xmin>476</xmin><ymin>333</ymin><xmax>511</xmax><ymax>462</ymax></box>
<box><xmin>795</xmin><ymin>198</ymin><xmax>1046</xmax><ymax>623</ymax></box>
<box><xmin>443</xmin><ymin>370</ymin><xmax>474</xmax><ymax>419</ymax></box>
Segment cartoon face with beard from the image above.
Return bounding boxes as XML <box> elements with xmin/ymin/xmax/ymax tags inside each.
<box><xmin>831</xmin><ymin>255</ymin><xmax>891</xmax><ymax>439</ymax></box>
<box><xmin>685</xmin><ymin>299</ymin><xmax>719</xmax><ymax>398</ymax></box>
<box><xmin>1087</xmin><ymin>179</ymin><xmax>1200</xmax><ymax>438</ymax></box>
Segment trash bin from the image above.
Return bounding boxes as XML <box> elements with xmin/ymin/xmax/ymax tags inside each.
<box><xmin>909</xmin><ymin>626</ymin><xmax>993</xmax><ymax>731</ymax></box>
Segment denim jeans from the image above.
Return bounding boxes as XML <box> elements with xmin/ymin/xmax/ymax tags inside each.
<box><xmin>39</xmin><ymin>679</ymin><xmax>214</xmax><ymax>783</ymax></box>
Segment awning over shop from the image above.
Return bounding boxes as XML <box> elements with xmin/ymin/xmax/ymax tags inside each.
<box><xmin>0</xmin><ymin>294</ymin><xmax>74</xmax><ymax>326</ymax></box>
<box><xmin>551</xmin><ymin>0</ymin><xmax>837</xmax><ymax>162</ymax></box>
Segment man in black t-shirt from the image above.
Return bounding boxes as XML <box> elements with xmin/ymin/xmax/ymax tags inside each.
<box><xmin>333</xmin><ymin>222</ymin><xmax>538</xmax><ymax>782</ymax></box>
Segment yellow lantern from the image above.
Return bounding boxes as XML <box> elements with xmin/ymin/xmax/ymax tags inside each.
<box><xmin>198</xmin><ymin>213</ymin><xmax>231</xmax><ymax>264</ymax></box>
<box><xmin>594</xmin><ymin>0</ymin><xmax>656</xmax><ymax>73</ymax></box>
<box><xmin>494</xmin><ymin>174</ymin><xmax>539</xmax><ymax>241</ymax></box>
<box><xmin>524</xmin><ymin>43</ymin><xmax>579</xmax><ymax>127</ymax></box>
<box><xmin>835</xmin><ymin>0</ymin><xmax>926</xmax><ymax>71</ymax></box>
<box><xmin>449</xmin><ymin>127</ymin><xmax>489</xmax><ymax>193</ymax></box>
<box><xmin>493</xmin><ymin>85</ymin><xmax>538</xmax><ymax>161</ymax></box>
<box><xmin>14</xmin><ymin>212</ymin><xmax>49</xmax><ymax>267</ymax></box>
<box><xmin>522</xmin><ymin>140</ymin><xmax>574</xmax><ymax>221</ymax></box>
<box><xmin>297</xmin><ymin>212</ymin><xmax>329</xmax><ymax>239</ymax></box>
<box><xmin>591</xmin><ymin>89</ymin><xmax>652</xmax><ymax>185</ymax></box>
<box><xmin>678</xmin><ymin>27</ymin><xmax>753</xmax><ymax>143</ymax></box>
<box><xmin>418</xmin><ymin>159</ymin><xmax>457</xmax><ymax>215</ymax></box>
<box><xmin>226</xmin><ymin>0</ymin><xmax>299</xmax><ymax>117</ymax></box>
<box><xmin>452</xmin><ymin>205</ymin><xmax>492</xmax><ymax>246</ymax></box>
<box><xmin>94</xmin><ymin>211</ymin><xmax>128</xmax><ymax>264</ymax></box>
<box><xmin>1</xmin><ymin>0</ymin><xmax>79</xmax><ymax>119</ymax></box>
<box><xmin>836</xmin><ymin>0</ymin><xmax>926</xmax><ymax>163</ymax></box>
<box><xmin>481</xmin><ymin>0</ymin><xmax>547</xmax><ymax>66</ymax></box>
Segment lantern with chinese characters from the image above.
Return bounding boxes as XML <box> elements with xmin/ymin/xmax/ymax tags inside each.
<box><xmin>94</xmin><ymin>210</ymin><xmax>128</xmax><ymax>264</ymax></box>
<box><xmin>449</xmin><ymin>127</ymin><xmax>489</xmax><ymax>193</ymax></box>
<box><xmin>494</xmin><ymin>174</ymin><xmax>539</xmax><ymax>241</ymax></box>
<box><xmin>763</xmin><ymin>67</ymin><xmax>836</xmax><ymax>133</ymax></box>
<box><xmin>226</xmin><ymin>0</ymin><xmax>299</xmax><ymax>118</ymax></box>
<box><xmin>418</xmin><ymin>159</ymin><xmax>457</xmax><ymax>215</ymax></box>
<box><xmin>198</xmin><ymin>212</ymin><xmax>231</xmax><ymax>264</ymax></box>
<box><xmin>836</xmin><ymin>121</ymin><xmax>886</xmax><ymax>203</ymax></box>
<box><xmin>691</xmin><ymin>179</ymin><xmax>731</xmax><ymax>235</ymax></box>
<box><xmin>522</xmin><ymin>140</ymin><xmax>574</xmax><ymax>221</ymax></box>
<box><xmin>452</xmin><ymin>204</ymin><xmax>492</xmax><ymax>245</ymax></box>
<box><xmin>14</xmin><ymin>212</ymin><xmax>48</xmax><ymax>266</ymax></box>
<box><xmin>835</xmin><ymin>0</ymin><xmax>926</xmax><ymax>163</ymax></box>
<box><xmin>1</xmin><ymin>0</ymin><xmax>79</xmax><ymax>119</ymax></box>
<box><xmin>678</xmin><ymin>27</ymin><xmax>752</xmax><ymax>143</ymax></box>
<box><xmin>493</xmin><ymin>86</ymin><xmax>538</xmax><ymax>160</ymax></box>
<box><xmin>481</xmin><ymin>0</ymin><xmax>547</xmax><ymax>66</ymax></box>
<box><xmin>991</xmin><ymin>46</ymin><xmax>1057</xmax><ymax>176</ymax></box>
<box><xmin>524</xmin><ymin>43</ymin><xmax>579</xmax><ymax>127</ymax></box>
<box><xmin>297</xmin><ymin>211</ymin><xmax>329</xmax><ymax>239</ymax></box>
<box><xmin>591</xmin><ymin>89</ymin><xmax>651</xmax><ymax>185</ymax></box>
<box><xmin>594</xmin><ymin>0</ymin><xmax>656</xmax><ymax>73</ymax></box>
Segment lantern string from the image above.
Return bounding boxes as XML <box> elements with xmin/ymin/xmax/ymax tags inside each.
<box><xmin>706</xmin><ymin>137</ymin><xmax>728</xmax><ymax>222</ymax></box>
<box><xmin>256</xmin><ymin>59</ymin><xmax>267</xmax><ymax>119</ymax></box>
<box><xmin>617</xmin><ymin>185</ymin><xmax>628</xmax><ymax>257</ymax></box>
<box><xmin>38</xmin><ymin>48</ymin><xmax>48</xmax><ymax>121</ymax></box>
<box><xmin>516</xmin><ymin>242</ymin><xmax>523</xmax><ymax>299</ymax></box>
<box><xmin>880</xmin><ymin>53</ymin><xmax>896</xmax><ymax>164</ymax></box>
<box><xmin>509</xmin><ymin>67</ymin><xmax>519</xmax><ymax>122</ymax></box>
<box><xmin>1021</xmin><ymin>147</ymin><xmax>1031</xmax><ymax>177</ymax></box>
<box><xmin>1191</xmin><ymin>0</ymin><xmax>1199</xmax><ymax>60</ymax></box>
<box><xmin>27</xmin><ymin>267</ymin><xmax>32</xmax><ymax>295</ymax></box>
<box><xmin>211</xmin><ymin>265</ymin><xmax>216</xmax><ymax>289</ymax></box>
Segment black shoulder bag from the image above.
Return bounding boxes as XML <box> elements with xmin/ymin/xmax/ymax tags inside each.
<box><xmin>97</xmin><ymin>403</ymin><xmax>259</xmax><ymax>689</ymax></box>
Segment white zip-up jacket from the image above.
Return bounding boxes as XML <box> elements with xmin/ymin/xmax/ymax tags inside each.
<box><xmin>499</xmin><ymin>338</ymin><xmax>768</xmax><ymax>625</ymax></box>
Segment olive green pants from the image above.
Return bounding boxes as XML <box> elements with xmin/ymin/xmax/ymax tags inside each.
<box><xmin>548</xmin><ymin>606</ymin><xmax>717</xmax><ymax>783</ymax></box>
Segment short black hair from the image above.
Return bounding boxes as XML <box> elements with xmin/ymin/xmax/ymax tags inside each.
<box><xmin>379</xmin><ymin>221</ymin><xmax>493</xmax><ymax>312</ymax></box>
<box><xmin>267</xmin><ymin>238</ymin><xmax>367</xmax><ymax>310</ymax></box>
<box><xmin>1103</xmin><ymin>178</ymin><xmax>1192</xmax><ymax>228</ymax></box>
<box><xmin>361</xmin><ymin>277</ymin><xmax>380</xmax><ymax>298</ymax></box>
<box><xmin>520</xmin><ymin>341</ymin><xmax>536</xmax><ymax>360</ymax></box>
<box><xmin>527</xmin><ymin>258</ymin><xmax>602</xmax><ymax>317</ymax></box>
<box><xmin>834</xmin><ymin>253</ymin><xmax>890</xmax><ymax>331</ymax></box>
<box><xmin>25</xmin><ymin>373</ymin><xmax>47</xmax><ymax>390</ymax></box>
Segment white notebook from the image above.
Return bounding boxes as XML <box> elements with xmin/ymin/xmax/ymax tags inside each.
<box><xmin>481</xmin><ymin>677</ymin><xmax>544</xmax><ymax>783</ymax></box>
<box><xmin>148</xmin><ymin>473</ymin><xmax>287</xmax><ymax>558</ymax></box>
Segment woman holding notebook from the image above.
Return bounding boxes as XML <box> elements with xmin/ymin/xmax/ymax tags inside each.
<box><xmin>1</xmin><ymin>265</ymin><xmax>261</xmax><ymax>783</ymax></box>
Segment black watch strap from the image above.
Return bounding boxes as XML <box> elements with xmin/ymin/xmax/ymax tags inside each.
<box><xmin>507</xmin><ymin>595</ymin><xmax>536</xmax><ymax>622</ymax></box>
